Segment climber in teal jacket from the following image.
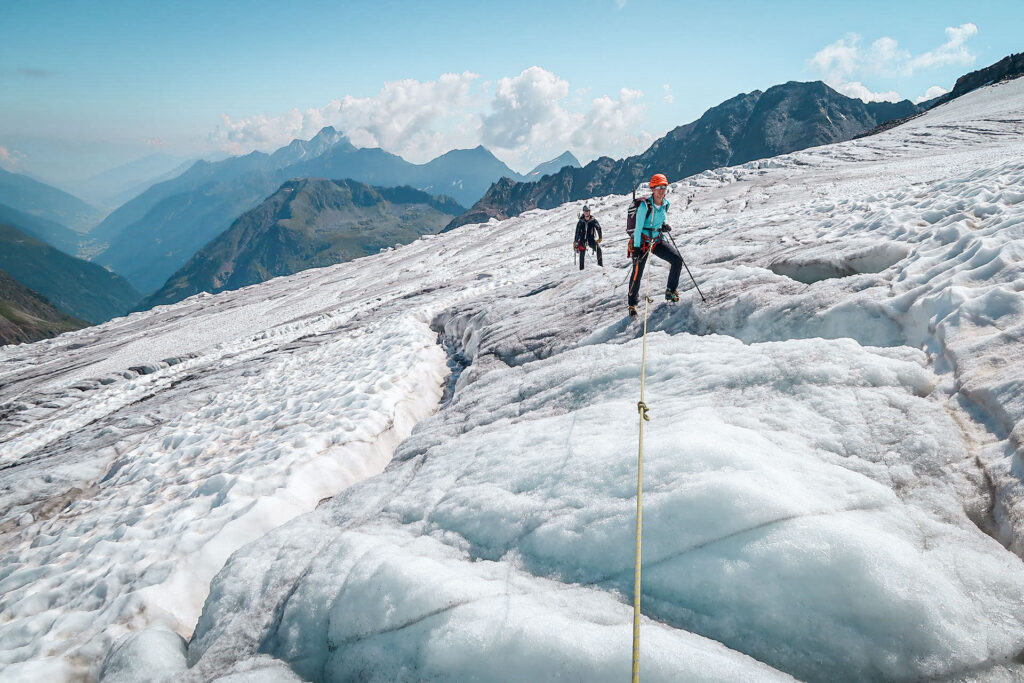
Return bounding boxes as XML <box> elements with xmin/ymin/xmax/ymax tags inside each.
<box><xmin>632</xmin><ymin>193</ymin><xmax>671</xmax><ymax>249</ymax></box>
<box><xmin>627</xmin><ymin>173</ymin><xmax>684</xmax><ymax>316</ymax></box>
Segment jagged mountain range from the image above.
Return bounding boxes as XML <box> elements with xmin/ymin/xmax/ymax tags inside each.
<box><xmin>444</xmin><ymin>81</ymin><xmax>923</xmax><ymax>230</ymax></box>
<box><xmin>0</xmin><ymin>223</ymin><xmax>140</xmax><ymax>324</ymax></box>
<box><xmin>526</xmin><ymin>151</ymin><xmax>581</xmax><ymax>179</ymax></box>
<box><xmin>141</xmin><ymin>179</ymin><xmax>463</xmax><ymax>308</ymax></box>
<box><xmin>92</xmin><ymin>129</ymin><xmax>526</xmax><ymax>294</ymax></box>
<box><xmin>0</xmin><ymin>269</ymin><xmax>87</xmax><ymax>346</ymax></box>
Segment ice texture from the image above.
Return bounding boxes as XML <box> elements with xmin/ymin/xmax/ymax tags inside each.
<box><xmin>1</xmin><ymin>78</ymin><xmax>1024</xmax><ymax>681</ymax></box>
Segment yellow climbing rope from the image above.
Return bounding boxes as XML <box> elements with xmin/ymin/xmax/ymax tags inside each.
<box><xmin>632</xmin><ymin>252</ymin><xmax>653</xmax><ymax>682</ymax></box>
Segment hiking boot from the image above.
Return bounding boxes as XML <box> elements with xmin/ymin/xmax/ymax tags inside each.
<box><xmin>628</xmin><ymin>305</ymin><xmax>638</xmax><ymax>317</ymax></box>
<box><xmin>665</xmin><ymin>289</ymin><xmax>679</xmax><ymax>303</ymax></box>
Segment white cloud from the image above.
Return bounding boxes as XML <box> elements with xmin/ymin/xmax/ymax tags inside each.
<box><xmin>0</xmin><ymin>146</ymin><xmax>24</xmax><ymax>172</ymax></box>
<box><xmin>809</xmin><ymin>24</ymin><xmax>978</xmax><ymax>103</ymax></box>
<box><xmin>835</xmin><ymin>81</ymin><xmax>902</xmax><ymax>103</ymax></box>
<box><xmin>143</xmin><ymin>137</ymin><xmax>166</xmax><ymax>148</ymax></box>
<box><xmin>569</xmin><ymin>88</ymin><xmax>651</xmax><ymax>160</ymax></box>
<box><xmin>480</xmin><ymin>67</ymin><xmax>573</xmax><ymax>151</ymax></box>
<box><xmin>480</xmin><ymin>68</ymin><xmax>650</xmax><ymax>168</ymax></box>
<box><xmin>213</xmin><ymin>71</ymin><xmax>481</xmax><ymax>162</ymax></box>
<box><xmin>809</xmin><ymin>34</ymin><xmax>861</xmax><ymax>79</ymax></box>
<box><xmin>914</xmin><ymin>85</ymin><xmax>948</xmax><ymax>104</ymax></box>
<box><xmin>910</xmin><ymin>23</ymin><xmax>978</xmax><ymax>70</ymax></box>
<box><xmin>211</xmin><ymin>67</ymin><xmax>654</xmax><ymax>170</ymax></box>
<box><xmin>864</xmin><ymin>37</ymin><xmax>911</xmax><ymax>75</ymax></box>
<box><xmin>663</xmin><ymin>84</ymin><xmax>674</xmax><ymax>104</ymax></box>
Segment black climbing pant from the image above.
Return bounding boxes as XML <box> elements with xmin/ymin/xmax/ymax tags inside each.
<box><xmin>579</xmin><ymin>238</ymin><xmax>603</xmax><ymax>270</ymax></box>
<box><xmin>628</xmin><ymin>240</ymin><xmax>682</xmax><ymax>305</ymax></box>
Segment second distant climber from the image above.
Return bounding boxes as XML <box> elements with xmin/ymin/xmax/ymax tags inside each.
<box><xmin>574</xmin><ymin>205</ymin><xmax>603</xmax><ymax>270</ymax></box>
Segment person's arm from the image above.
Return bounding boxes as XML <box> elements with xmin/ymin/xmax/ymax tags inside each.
<box><xmin>594</xmin><ymin>219</ymin><xmax>602</xmax><ymax>242</ymax></box>
<box><xmin>633</xmin><ymin>203</ymin><xmax>648</xmax><ymax>249</ymax></box>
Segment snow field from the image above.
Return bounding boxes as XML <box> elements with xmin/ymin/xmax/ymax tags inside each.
<box><xmin>1</xmin><ymin>78</ymin><xmax>1023</xmax><ymax>681</ymax></box>
<box><xmin>183</xmin><ymin>331</ymin><xmax>1024</xmax><ymax>682</ymax></box>
<box><xmin>175</xmin><ymin>79</ymin><xmax>1024</xmax><ymax>681</ymax></box>
<box><xmin>0</xmin><ymin>314</ymin><xmax>446</xmax><ymax>680</ymax></box>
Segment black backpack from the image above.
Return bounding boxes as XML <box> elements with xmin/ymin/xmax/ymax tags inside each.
<box><xmin>625</xmin><ymin>196</ymin><xmax>653</xmax><ymax>238</ymax></box>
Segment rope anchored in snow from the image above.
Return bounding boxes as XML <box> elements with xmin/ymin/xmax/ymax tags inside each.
<box><xmin>632</xmin><ymin>256</ymin><xmax>654</xmax><ymax>682</ymax></box>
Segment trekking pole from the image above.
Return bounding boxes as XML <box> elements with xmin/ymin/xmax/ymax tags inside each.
<box><xmin>667</xmin><ymin>232</ymin><xmax>706</xmax><ymax>303</ymax></box>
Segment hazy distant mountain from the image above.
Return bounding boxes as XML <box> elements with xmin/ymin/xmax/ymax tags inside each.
<box><xmin>95</xmin><ymin>167</ymin><xmax>285</xmax><ymax>293</ymax></box>
<box><xmin>414</xmin><ymin>146</ymin><xmax>526</xmax><ymax>204</ymax></box>
<box><xmin>68</xmin><ymin>153</ymin><xmax>198</xmax><ymax>210</ymax></box>
<box><xmin>445</xmin><ymin>81</ymin><xmax>922</xmax><ymax>230</ymax></box>
<box><xmin>0</xmin><ymin>223</ymin><xmax>140</xmax><ymax>324</ymax></box>
<box><xmin>0</xmin><ymin>269</ymin><xmax>87</xmax><ymax>345</ymax></box>
<box><xmin>0</xmin><ymin>202</ymin><xmax>81</xmax><ymax>255</ymax></box>
<box><xmin>142</xmin><ymin>178</ymin><xmax>463</xmax><ymax>308</ymax></box>
<box><xmin>526</xmin><ymin>151</ymin><xmax>581</xmax><ymax>179</ymax></box>
<box><xmin>92</xmin><ymin>128</ymin><xmax>520</xmax><ymax>294</ymax></box>
<box><xmin>286</xmin><ymin>143</ymin><xmax>524</xmax><ymax>207</ymax></box>
<box><xmin>0</xmin><ymin>168</ymin><xmax>103</xmax><ymax>232</ymax></box>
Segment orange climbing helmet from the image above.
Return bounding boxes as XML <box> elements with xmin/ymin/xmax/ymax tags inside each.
<box><xmin>649</xmin><ymin>173</ymin><xmax>668</xmax><ymax>188</ymax></box>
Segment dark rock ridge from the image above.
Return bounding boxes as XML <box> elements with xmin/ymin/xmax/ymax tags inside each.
<box><xmin>0</xmin><ymin>223</ymin><xmax>140</xmax><ymax>324</ymax></box>
<box><xmin>141</xmin><ymin>178</ymin><xmax>463</xmax><ymax>309</ymax></box>
<box><xmin>92</xmin><ymin>128</ymin><xmax>523</xmax><ymax>294</ymax></box>
<box><xmin>0</xmin><ymin>269</ymin><xmax>87</xmax><ymax>345</ymax></box>
<box><xmin>858</xmin><ymin>52</ymin><xmax>1024</xmax><ymax>139</ymax></box>
<box><xmin>0</xmin><ymin>269</ymin><xmax>88</xmax><ymax>346</ymax></box>
<box><xmin>934</xmin><ymin>51</ymin><xmax>1024</xmax><ymax>105</ymax></box>
<box><xmin>444</xmin><ymin>81</ymin><xmax>922</xmax><ymax>231</ymax></box>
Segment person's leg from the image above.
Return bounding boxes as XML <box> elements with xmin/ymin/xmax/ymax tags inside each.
<box><xmin>627</xmin><ymin>252</ymin><xmax>649</xmax><ymax>306</ymax></box>
<box><xmin>590</xmin><ymin>238</ymin><xmax>603</xmax><ymax>266</ymax></box>
<box><xmin>654</xmin><ymin>241</ymin><xmax>683</xmax><ymax>292</ymax></box>
<box><xmin>579</xmin><ymin>245</ymin><xmax>586</xmax><ymax>270</ymax></box>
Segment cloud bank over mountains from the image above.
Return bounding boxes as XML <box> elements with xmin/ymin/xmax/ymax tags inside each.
<box><xmin>809</xmin><ymin>23</ymin><xmax>978</xmax><ymax>103</ymax></box>
<box><xmin>213</xmin><ymin>24</ymin><xmax>979</xmax><ymax>173</ymax></box>
<box><xmin>212</xmin><ymin>67</ymin><xmax>651</xmax><ymax>171</ymax></box>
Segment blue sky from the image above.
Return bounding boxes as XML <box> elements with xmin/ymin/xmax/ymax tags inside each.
<box><xmin>1</xmin><ymin>0</ymin><xmax>1021</xmax><ymax>182</ymax></box>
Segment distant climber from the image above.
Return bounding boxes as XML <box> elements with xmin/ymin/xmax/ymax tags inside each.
<box><xmin>574</xmin><ymin>205</ymin><xmax>603</xmax><ymax>270</ymax></box>
<box><xmin>627</xmin><ymin>174</ymin><xmax>683</xmax><ymax>316</ymax></box>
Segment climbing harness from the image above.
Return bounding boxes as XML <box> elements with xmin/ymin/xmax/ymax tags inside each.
<box><xmin>631</xmin><ymin>250</ymin><xmax>654</xmax><ymax>682</ymax></box>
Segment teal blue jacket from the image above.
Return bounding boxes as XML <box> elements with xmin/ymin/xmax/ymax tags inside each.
<box><xmin>633</xmin><ymin>198</ymin><xmax>670</xmax><ymax>248</ymax></box>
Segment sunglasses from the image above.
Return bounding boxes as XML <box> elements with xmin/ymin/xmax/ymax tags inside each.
<box><xmin>652</xmin><ymin>185</ymin><xmax>668</xmax><ymax>191</ymax></box>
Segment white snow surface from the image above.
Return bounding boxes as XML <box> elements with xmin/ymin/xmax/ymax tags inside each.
<box><xmin>2</xmin><ymin>78</ymin><xmax>1024</xmax><ymax>682</ymax></box>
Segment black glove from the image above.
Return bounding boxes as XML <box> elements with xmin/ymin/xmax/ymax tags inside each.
<box><xmin>660</xmin><ymin>224</ymin><xmax>671</xmax><ymax>233</ymax></box>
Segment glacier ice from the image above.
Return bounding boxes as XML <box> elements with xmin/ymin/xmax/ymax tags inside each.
<box><xmin>1</xmin><ymin>78</ymin><xmax>1023</xmax><ymax>681</ymax></box>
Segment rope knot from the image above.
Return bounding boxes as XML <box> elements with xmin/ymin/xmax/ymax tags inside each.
<box><xmin>637</xmin><ymin>401</ymin><xmax>650</xmax><ymax>422</ymax></box>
